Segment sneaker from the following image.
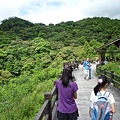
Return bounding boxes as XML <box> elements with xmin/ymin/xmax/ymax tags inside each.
<box><xmin>86</xmin><ymin>77</ymin><xmax>89</xmax><ymax>80</ymax></box>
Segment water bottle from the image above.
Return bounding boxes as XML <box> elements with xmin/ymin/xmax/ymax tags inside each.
<box><xmin>109</xmin><ymin>109</ymin><xmax>113</xmax><ymax>120</ymax></box>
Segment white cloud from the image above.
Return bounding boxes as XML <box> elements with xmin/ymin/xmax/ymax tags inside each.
<box><xmin>0</xmin><ymin>0</ymin><xmax>120</xmax><ymax>25</ymax></box>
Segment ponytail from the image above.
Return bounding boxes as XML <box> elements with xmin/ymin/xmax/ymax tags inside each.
<box><xmin>94</xmin><ymin>75</ymin><xmax>109</xmax><ymax>95</ymax></box>
<box><xmin>94</xmin><ymin>84</ymin><xmax>100</xmax><ymax>95</ymax></box>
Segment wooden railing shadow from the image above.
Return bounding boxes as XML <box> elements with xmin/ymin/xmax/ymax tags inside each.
<box><xmin>96</xmin><ymin>66</ymin><xmax>120</xmax><ymax>90</ymax></box>
<box><xmin>34</xmin><ymin>82</ymin><xmax>58</xmax><ymax>120</ymax></box>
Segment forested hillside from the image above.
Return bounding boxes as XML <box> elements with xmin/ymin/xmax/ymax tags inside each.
<box><xmin>0</xmin><ymin>16</ymin><xmax>120</xmax><ymax>120</ymax></box>
<box><xmin>1</xmin><ymin>17</ymin><xmax>120</xmax><ymax>45</ymax></box>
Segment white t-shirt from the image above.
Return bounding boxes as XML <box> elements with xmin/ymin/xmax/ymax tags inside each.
<box><xmin>95</xmin><ymin>60</ymin><xmax>99</xmax><ymax>65</ymax></box>
<box><xmin>90</xmin><ymin>90</ymin><xmax>115</xmax><ymax>104</ymax></box>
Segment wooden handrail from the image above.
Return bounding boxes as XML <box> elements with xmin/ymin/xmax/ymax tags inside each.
<box><xmin>34</xmin><ymin>85</ymin><xmax>58</xmax><ymax>120</ymax></box>
<box><xmin>97</xmin><ymin>67</ymin><xmax>120</xmax><ymax>90</ymax></box>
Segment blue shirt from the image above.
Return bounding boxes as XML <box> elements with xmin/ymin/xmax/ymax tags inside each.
<box><xmin>83</xmin><ymin>61</ymin><xmax>90</xmax><ymax>70</ymax></box>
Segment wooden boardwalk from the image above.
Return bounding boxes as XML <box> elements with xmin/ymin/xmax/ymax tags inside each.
<box><xmin>53</xmin><ymin>63</ymin><xmax>120</xmax><ymax>120</ymax></box>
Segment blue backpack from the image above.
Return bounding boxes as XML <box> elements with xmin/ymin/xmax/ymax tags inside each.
<box><xmin>89</xmin><ymin>91</ymin><xmax>112</xmax><ymax>120</ymax></box>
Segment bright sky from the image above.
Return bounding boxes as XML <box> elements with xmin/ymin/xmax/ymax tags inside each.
<box><xmin>0</xmin><ymin>0</ymin><xmax>120</xmax><ymax>25</ymax></box>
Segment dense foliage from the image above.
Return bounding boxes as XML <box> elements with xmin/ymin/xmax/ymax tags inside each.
<box><xmin>1</xmin><ymin>17</ymin><xmax>120</xmax><ymax>45</ymax></box>
<box><xmin>101</xmin><ymin>61</ymin><xmax>120</xmax><ymax>76</ymax></box>
<box><xmin>0</xmin><ymin>16</ymin><xmax>120</xmax><ymax>120</ymax></box>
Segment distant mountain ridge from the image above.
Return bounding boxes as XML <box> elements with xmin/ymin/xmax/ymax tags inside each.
<box><xmin>0</xmin><ymin>16</ymin><xmax>120</xmax><ymax>44</ymax></box>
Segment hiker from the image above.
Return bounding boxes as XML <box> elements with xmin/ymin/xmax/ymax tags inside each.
<box><xmin>74</xmin><ymin>57</ymin><xmax>79</xmax><ymax>69</ymax></box>
<box><xmin>89</xmin><ymin>60</ymin><xmax>92</xmax><ymax>79</ymax></box>
<box><xmin>68</xmin><ymin>62</ymin><xmax>74</xmax><ymax>73</ymax></box>
<box><xmin>63</xmin><ymin>62</ymin><xmax>73</xmax><ymax>70</ymax></box>
<box><xmin>55</xmin><ymin>68</ymin><xmax>79</xmax><ymax>120</ymax></box>
<box><xmin>95</xmin><ymin>57</ymin><xmax>99</xmax><ymax>68</ymax></box>
<box><xmin>89</xmin><ymin>75</ymin><xmax>116</xmax><ymax>120</ymax></box>
<box><xmin>82</xmin><ymin>58</ymin><xmax>91</xmax><ymax>80</ymax></box>
<box><xmin>63</xmin><ymin>62</ymin><xmax>76</xmax><ymax>81</ymax></box>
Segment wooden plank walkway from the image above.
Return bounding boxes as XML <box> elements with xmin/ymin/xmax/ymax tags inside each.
<box><xmin>53</xmin><ymin>63</ymin><xmax>120</xmax><ymax>120</ymax></box>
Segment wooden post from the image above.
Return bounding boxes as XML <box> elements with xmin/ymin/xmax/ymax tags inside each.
<box><xmin>44</xmin><ymin>92</ymin><xmax>52</xmax><ymax>120</ymax></box>
<box><xmin>111</xmin><ymin>71</ymin><xmax>114</xmax><ymax>83</ymax></box>
<box><xmin>99</xmin><ymin>53</ymin><xmax>102</xmax><ymax>65</ymax></box>
<box><xmin>99</xmin><ymin>52</ymin><xmax>105</xmax><ymax>65</ymax></box>
<box><xmin>104</xmin><ymin>69</ymin><xmax>106</xmax><ymax>75</ymax></box>
<box><xmin>54</xmin><ymin>81</ymin><xmax>58</xmax><ymax>101</ymax></box>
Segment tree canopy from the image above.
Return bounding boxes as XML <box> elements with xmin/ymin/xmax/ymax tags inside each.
<box><xmin>0</xmin><ymin>16</ymin><xmax>120</xmax><ymax>120</ymax></box>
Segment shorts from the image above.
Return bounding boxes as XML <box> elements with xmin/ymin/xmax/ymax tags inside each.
<box><xmin>57</xmin><ymin>109</ymin><xmax>79</xmax><ymax>120</ymax></box>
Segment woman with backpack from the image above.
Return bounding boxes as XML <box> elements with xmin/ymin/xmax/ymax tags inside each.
<box><xmin>89</xmin><ymin>75</ymin><xmax>116</xmax><ymax>120</ymax></box>
<box><xmin>55</xmin><ymin>68</ymin><xmax>79</xmax><ymax>120</ymax></box>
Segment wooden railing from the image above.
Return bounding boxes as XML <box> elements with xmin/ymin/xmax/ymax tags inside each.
<box><xmin>96</xmin><ymin>66</ymin><xmax>120</xmax><ymax>90</ymax></box>
<box><xmin>34</xmin><ymin>82</ymin><xmax>58</xmax><ymax>120</ymax></box>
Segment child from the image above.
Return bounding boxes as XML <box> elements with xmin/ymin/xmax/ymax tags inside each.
<box><xmin>90</xmin><ymin>75</ymin><xmax>116</xmax><ymax>119</ymax></box>
<box><xmin>56</xmin><ymin>68</ymin><xmax>79</xmax><ymax>120</ymax></box>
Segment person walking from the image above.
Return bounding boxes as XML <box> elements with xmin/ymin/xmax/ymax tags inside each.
<box><xmin>74</xmin><ymin>57</ymin><xmax>79</xmax><ymax>69</ymax></box>
<box><xmin>82</xmin><ymin>58</ymin><xmax>91</xmax><ymax>80</ymax></box>
<box><xmin>90</xmin><ymin>75</ymin><xmax>116</xmax><ymax>120</ymax></box>
<box><xmin>55</xmin><ymin>68</ymin><xmax>79</xmax><ymax>120</ymax></box>
<box><xmin>95</xmin><ymin>57</ymin><xmax>99</xmax><ymax>67</ymax></box>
